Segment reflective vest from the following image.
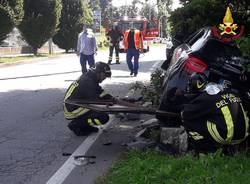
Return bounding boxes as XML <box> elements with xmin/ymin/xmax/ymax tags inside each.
<box><xmin>123</xmin><ymin>29</ymin><xmax>143</xmax><ymax>50</ymax></box>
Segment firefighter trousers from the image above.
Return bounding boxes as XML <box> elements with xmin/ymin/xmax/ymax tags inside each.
<box><xmin>108</xmin><ymin>44</ymin><xmax>120</xmax><ymax>63</ymax></box>
<box><xmin>68</xmin><ymin>111</ymin><xmax>109</xmax><ymax>136</ymax></box>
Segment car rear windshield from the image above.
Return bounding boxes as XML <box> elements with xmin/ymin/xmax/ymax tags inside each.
<box><xmin>197</xmin><ymin>39</ymin><xmax>242</xmax><ymax>65</ymax></box>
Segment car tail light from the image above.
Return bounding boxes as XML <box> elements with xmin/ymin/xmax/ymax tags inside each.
<box><xmin>184</xmin><ymin>55</ymin><xmax>208</xmax><ymax>73</ymax></box>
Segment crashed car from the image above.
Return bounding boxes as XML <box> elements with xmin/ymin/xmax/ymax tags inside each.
<box><xmin>157</xmin><ymin>27</ymin><xmax>250</xmax><ymax>122</ymax></box>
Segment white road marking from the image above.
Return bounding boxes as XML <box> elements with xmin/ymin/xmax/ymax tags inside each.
<box><xmin>46</xmin><ymin>60</ymin><xmax>160</xmax><ymax>184</ymax></box>
<box><xmin>46</xmin><ymin>117</ymin><xmax>114</xmax><ymax>184</ymax></box>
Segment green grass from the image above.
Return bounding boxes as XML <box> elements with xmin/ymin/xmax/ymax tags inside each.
<box><xmin>0</xmin><ymin>53</ymin><xmax>64</xmax><ymax>63</ymax></box>
<box><xmin>96</xmin><ymin>150</ymin><xmax>250</xmax><ymax>184</ymax></box>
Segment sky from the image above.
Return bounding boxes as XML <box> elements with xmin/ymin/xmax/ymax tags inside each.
<box><xmin>112</xmin><ymin>0</ymin><xmax>181</xmax><ymax>10</ymax></box>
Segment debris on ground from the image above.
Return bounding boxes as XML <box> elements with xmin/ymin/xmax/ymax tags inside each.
<box><xmin>123</xmin><ymin>118</ymin><xmax>189</xmax><ymax>155</ymax></box>
<box><xmin>125</xmin><ymin>138</ymin><xmax>157</xmax><ymax>151</ymax></box>
<box><xmin>74</xmin><ymin>155</ymin><xmax>96</xmax><ymax>166</ymax></box>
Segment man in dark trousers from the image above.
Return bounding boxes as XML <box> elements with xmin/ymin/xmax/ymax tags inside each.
<box><xmin>63</xmin><ymin>62</ymin><xmax>114</xmax><ymax>136</ymax></box>
<box><xmin>106</xmin><ymin>24</ymin><xmax>123</xmax><ymax>64</ymax></box>
<box><xmin>124</xmin><ymin>28</ymin><xmax>143</xmax><ymax>77</ymax></box>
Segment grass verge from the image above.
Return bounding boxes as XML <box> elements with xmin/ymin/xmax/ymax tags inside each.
<box><xmin>96</xmin><ymin>150</ymin><xmax>250</xmax><ymax>184</ymax></box>
<box><xmin>0</xmin><ymin>53</ymin><xmax>65</xmax><ymax>63</ymax></box>
<box><xmin>0</xmin><ymin>55</ymin><xmax>45</xmax><ymax>63</ymax></box>
<box><xmin>0</xmin><ymin>53</ymin><xmax>69</xmax><ymax>63</ymax></box>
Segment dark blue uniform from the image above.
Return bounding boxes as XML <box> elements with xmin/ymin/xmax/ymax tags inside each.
<box><xmin>64</xmin><ymin>71</ymin><xmax>113</xmax><ymax>136</ymax></box>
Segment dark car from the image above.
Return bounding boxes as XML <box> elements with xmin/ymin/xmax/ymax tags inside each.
<box><xmin>158</xmin><ymin>27</ymin><xmax>250</xmax><ymax>121</ymax></box>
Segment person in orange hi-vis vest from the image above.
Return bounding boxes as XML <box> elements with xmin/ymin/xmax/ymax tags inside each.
<box><xmin>123</xmin><ymin>28</ymin><xmax>143</xmax><ymax>77</ymax></box>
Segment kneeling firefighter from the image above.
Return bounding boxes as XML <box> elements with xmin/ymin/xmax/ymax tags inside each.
<box><xmin>181</xmin><ymin>72</ymin><xmax>249</xmax><ymax>152</ymax></box>
<box><xmin>63</xmin><ymin>62</ymin><xmax>114</xmax><ymax>136</ymax></box>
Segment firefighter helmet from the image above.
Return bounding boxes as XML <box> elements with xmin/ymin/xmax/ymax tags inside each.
<box><xmin>187</xmin><ymin>73</ymin><xmax>208</xmax><ymax>93</ymax></box>
<box><xmin>91</xmin><ymin>62</ymin><xmax>112</xmax><ymax>77</ymax></box>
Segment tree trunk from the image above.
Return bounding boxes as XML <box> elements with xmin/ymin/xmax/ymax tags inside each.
<box><xmin>33</xmin><ymin>47</ymin><xmax>38</xmax><ymax>55</ymax></box>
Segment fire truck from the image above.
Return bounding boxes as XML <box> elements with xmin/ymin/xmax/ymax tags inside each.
<box><xmin>107</xmin><ymin>16</ymin><xmax>159</xmax><ymax>53</ymax></box>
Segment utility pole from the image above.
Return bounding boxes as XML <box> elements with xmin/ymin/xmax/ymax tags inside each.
<box><xmin>48</xmin><ymin>38</ymin><xmax>53</xmax><ymax>54</ymax></box>
<box><xmin>125</xmin><ymin>0</ymin><xmax>128</xmax><ymax>16</ymax></box>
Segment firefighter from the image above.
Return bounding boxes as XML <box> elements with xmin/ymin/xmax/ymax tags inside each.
<box><xmin>106</xmin><ymin>24</ymin><xmax>123</xmax><ymax>64</ymax></box>
<box><xmin>181</xmin><ymin>73</ymin><xmax>249</xmax><ymax>152</ymax></box>
<box><xmin>63</xmin><ymin>62</ymin><xmax>114</xmax><ymax>136</ymax></box>
<box><xmin>124</xmin><ymin>28</ymin><xmax>143</xmax><ymax>77</ymax></box>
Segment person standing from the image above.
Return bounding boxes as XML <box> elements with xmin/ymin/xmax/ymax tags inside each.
<box><xmin>77</xmin><ymin>25</ymin><xmax>97</xmax><ymax>74</ymax></box>
<box><xmin>124</xmin><ymin>28</ymin><xmax>143</xmax><ymax>77</ymax></box>
<box><xmin>106</xmin><ymin>24</ymin><xmax>123</xmax><ymax>64</ymax></box>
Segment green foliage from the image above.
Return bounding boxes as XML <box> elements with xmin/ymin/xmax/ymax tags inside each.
<box><xmin>96</xmin><ymin>27</ymin><xmax>109</xmax><ymax>48</ymax></box>
<box><xmin>131</xmin><ymin>69</ymin><xmax>164</xmax><ymax>106</ymax></box>
<box><xmin>89</xmin><ymin>0</ymin><xmax>101</xmax><ymax>11</ymax></box>
<box><xmin>19</xmin><ymin>0</ymin><xmax>62</xmax><ymax>54</ymax></box>
<box><xmin>53</xmin><ymin>0</ymin><xmax>92</xmax><ymax>52</ymax></box>
<box><xmin>0</xmin><ymin>0</ymin><xmax>24</xmax><ymax>42</ymax></box>
<box><xmin>169</xmin><ymin>0</ymin><xmax>224</xmax><ymax>42</ymax></box>
<box><xmin>237</xmin><ymin>36</ymin><xmax>250</xmax><ymax>58</ymax></box>
<box><xmin>7</xmin><ymin>0</ymin><xmax>24</xmax><ymax>24</ymax></box>
<box><xmin>140</xmin><ymin>3</ymin><xmax>158</xmax><ymax>21</ymax></box>
<box><xmin>97</xmin><ymin>150</ymin><xmax>250</xmax><ymax>184</ymax></box>
<box><xmin>169</xmin><ymin>0</ymin><xmax>250</xmax><ymax>42</ymax></box>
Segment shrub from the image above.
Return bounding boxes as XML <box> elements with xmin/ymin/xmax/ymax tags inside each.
<box><xmin>0</xmin><ymin>0</ymin><xmax>24</xmax><ymax>42</ymax></box>
<box><xmin>131</xmin><ymin>69</ymin><xmax>165</xmax><ymax>106</ymax></box>
<box><xmin>19</xmin><ymin>0</ymin><xmax>62</xmax><ymax>54</ymax></box>
<box><xmin>237</xmin><ymin>36</ymin><xmax>250</xmax><ymax>58</ymax></box>
<box><xmin>53</xmin><ymin>0</ymin><xmax>93</xmax><ymax>52</ymax></box>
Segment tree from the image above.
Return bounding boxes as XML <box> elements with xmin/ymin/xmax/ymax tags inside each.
<box><xmin>19</xmin><ymin>0</ymin><xmax>62</xmax><ymax>55</ymax></box>
<box><xmin>140</xmin><ymin>4</ymin><xmax>157</xmax><ymax>20</ymax></box>
<box><xmin>169</xmin><ymin>0</ymin><xmax>224</xmax><ymax>42</ymax></box>
<box><xmin>156</xmin><ymin>0</ymin><xmax>173</xmax><ymax>37</ymax></box>
<box><xmin>100</xmin><ymin>0</ymin><xmax>109</xmax><ymax>26</ymax></box>
<box><xmin>89</xmin><ymin>0</ymin><xmax>101</xmax><ymax>11</ymax></box>
<box><xmin>101</xmin><ymin>2</ymin><xmax>118</xmax><ymax>27</ymax></box>
<box><xmin>0</xmin><ymin>0</ymin><xmax>24</xmax><ymax>43</ymax></box>
<box><xmin>169</xmin><ymin>0</ymin><xmax>250</xmax><ymax>43</ymax></box>
<box><xmin>53</xmin><ymin>0</ymin><xmax>92</xmax><ymax>52</ymax></box>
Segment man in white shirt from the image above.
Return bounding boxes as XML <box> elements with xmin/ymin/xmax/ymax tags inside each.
<box><xmin>77</xmin><ymin>25</ymin><xmax>97</xmax><ymax>73</ymax></box>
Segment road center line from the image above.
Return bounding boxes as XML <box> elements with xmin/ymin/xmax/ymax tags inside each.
<box><xmin>46</xmin><ymin>117</ymin><xmax>114</xmax><ymax>184</ymax></box>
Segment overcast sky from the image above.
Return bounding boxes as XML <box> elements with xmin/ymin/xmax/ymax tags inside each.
<box><xmin>112</xmin><ymin>0</ymin><xmax>181</xmax><ymax>10</ymax></box>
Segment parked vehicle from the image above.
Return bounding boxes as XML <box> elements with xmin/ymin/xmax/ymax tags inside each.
<box><xmin>105</xmin><ymin>16</ymin><xmax>159</xmax><ymax>53</ymax></box>
<box><xmin>158</xmin><ymin>27</ymin><xmax>250</xmax><ymax>121</ymax></box>
<box><xmin>153</xmin><ymin>37</ymin><xmax>163</xmax><ymax>44</ymax></box>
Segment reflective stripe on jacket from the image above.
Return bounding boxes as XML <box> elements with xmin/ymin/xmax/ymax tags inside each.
<box><xmin>63</xmin><ymin>71</ymin><xmax>113</xmax><ymax>120</ymax></box>
<box><xmin>124</xmin><ymin>29</ymin><xmax>143</xmax><ymax>50</ymax></box>
<box><xmin>63</xmin><ymin>81</ymin><xmax>89</xmax><ymax>119</ymax></box>
<box><xmin>182</xmin><ymin>89</ymin><xmax>249</xmax><ymax>145</ymax></box>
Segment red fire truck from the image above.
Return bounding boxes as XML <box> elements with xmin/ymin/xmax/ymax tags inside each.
<box><xmin>107</xmin><ymin>16</ymin><xmax>159</xmax><ymax>53</ymax></box>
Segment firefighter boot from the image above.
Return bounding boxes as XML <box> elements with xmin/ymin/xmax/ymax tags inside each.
<box><xmin>68</xmin><ymin>120</ymin><xmax>98</xmax><ymax>136</ymax></box>
<box><xmin>116</xmin><ymin>56</ymin><xmax>120</xmax><ymax>64</ymax></box>
<box><xmin>108</xmin><ymin>56</ymin><xmax>112</xmax><ymax>65</ymax></box>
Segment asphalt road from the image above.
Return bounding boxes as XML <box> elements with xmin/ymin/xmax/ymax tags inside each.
<box><xmin>0</xmin><ymin>45</ymin><xmax>166</xmax><ymax>184</ymax></box>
